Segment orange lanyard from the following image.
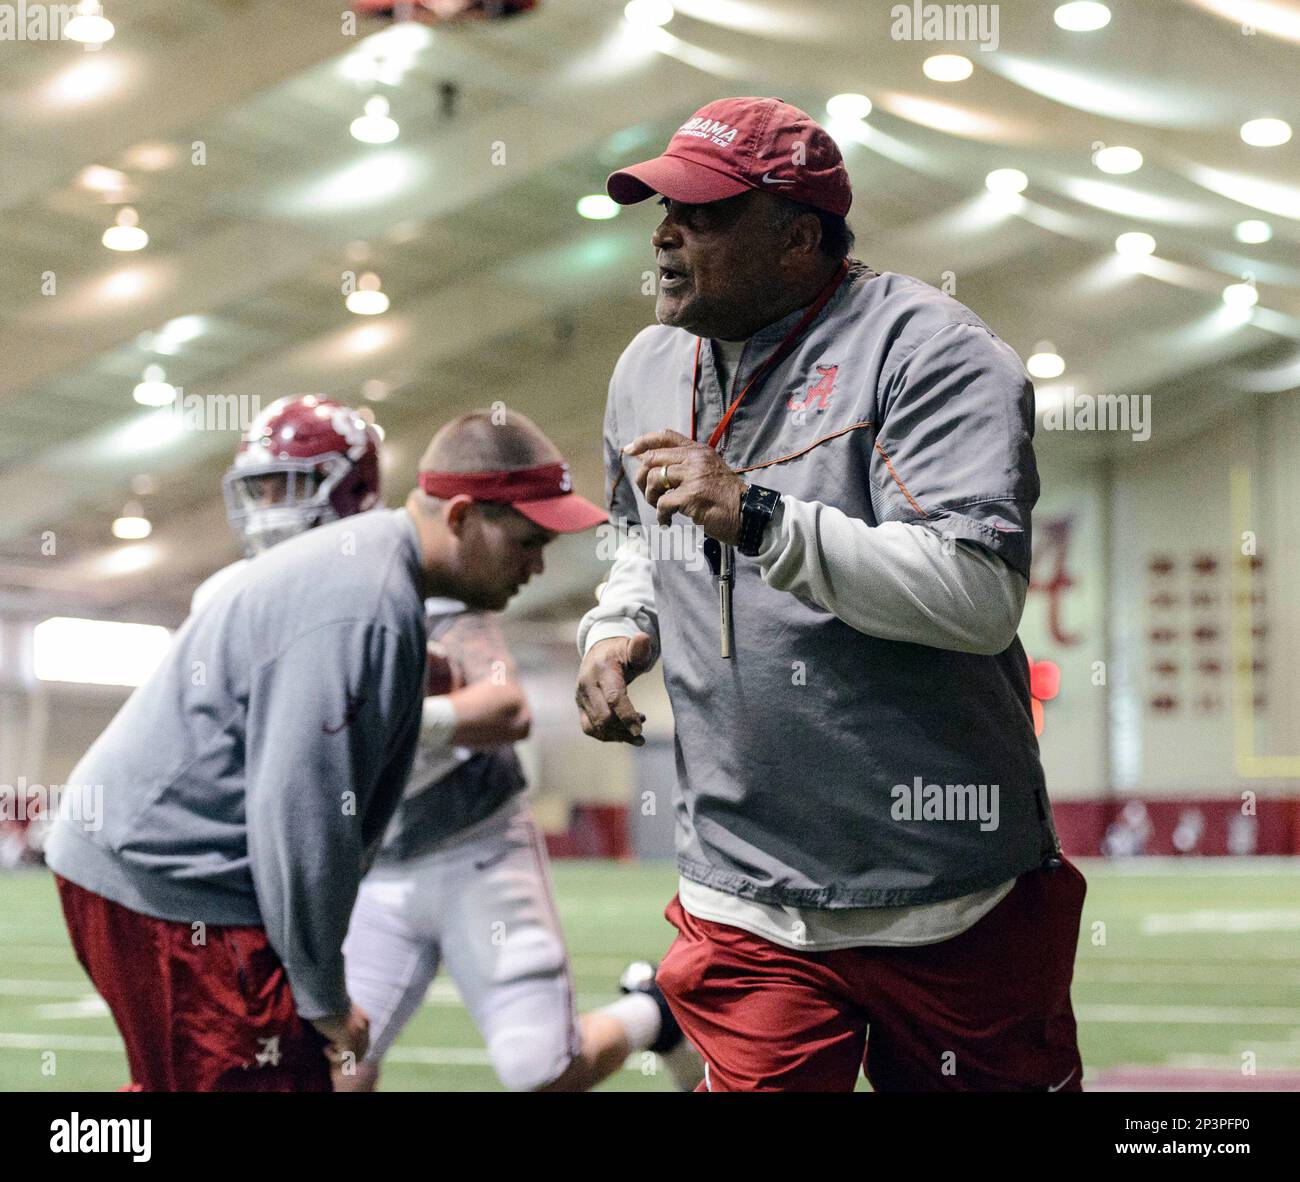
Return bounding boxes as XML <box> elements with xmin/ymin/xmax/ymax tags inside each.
<box><xmin>690</xmin><ymin>259</ymin><xmax>849</xmax><ymax>450</ymax></box>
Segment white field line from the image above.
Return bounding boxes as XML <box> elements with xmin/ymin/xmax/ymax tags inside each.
<box><xmin>32</xmin><ymin>997</ymin><xmax>110</xmax><ymax>1020</ymax></box>
<box><xmin>1074</xmin><ymin>964</ymin><xmax>1300</xmax><ymax>985</ymax></box>
<box><xmin>0</xmin><ymin>1033</ymin><xmax>655</xmax><ymax>1075</ymax></box>
<box><xmin>0</xmin><ymin>1032</ymin><xmax>124</xmax><ymax>1051</ymax></box>
<box><xmin>1075</xmin><ymin>1004</ymin><xmax>1300</xmax><ymax>1024</ymax></box>
<box><xmin>1141</xmin><ymin>910</ymin><xmax>1300</xmax><ymax>934</ymax></box>
<box><xmin>1071</xmin><ymin>857</ymin><xmax>1300</xmax><ymax>876</ymax></box>
<box><xmin>1167</xmin><ymin>1052</ymin><xmax>1300</xmax><ymax>1069</ymax></box>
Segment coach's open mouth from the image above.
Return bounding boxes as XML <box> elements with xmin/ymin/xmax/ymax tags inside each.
<box><xmin>659</xmin><ymin>266</ymin><xmax>688</xmax><ymax>291</ymax></box>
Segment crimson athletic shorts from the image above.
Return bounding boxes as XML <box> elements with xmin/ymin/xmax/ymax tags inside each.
<box><xmin>55</xmin><ymin>875</ymin><xmax>332</xmax><ymax>1092</ymax></box>
<box><xmin>657</xmin><ymin>860</ymin><xmax>1087</xmax><ymax>1092</ymax></box>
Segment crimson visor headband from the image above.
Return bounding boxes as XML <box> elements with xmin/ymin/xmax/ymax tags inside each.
<box><xmin>418</xmin><ymin>462</ymin><xmax>573</xmax><ymax>502</ymax></box>
<box><xmin>418</xmin><ymin>462</ymin><xmax>607</xmax><ymax>533</ymax></box>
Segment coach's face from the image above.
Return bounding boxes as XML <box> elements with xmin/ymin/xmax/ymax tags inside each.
<box><xmin>652</xmin><ymin>190</ymin><xmax>795</xmax><ymax>340</ymax></box>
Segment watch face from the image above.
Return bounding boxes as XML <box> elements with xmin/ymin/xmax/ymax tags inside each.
<box><xmin>739</xmin><ymin>485</ymin><xmax>779</xmax><ymax>555</ymax></box>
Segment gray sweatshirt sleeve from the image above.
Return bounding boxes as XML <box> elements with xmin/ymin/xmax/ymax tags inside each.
<box><xmin>244</xmin><ymin>619</ymin><xmax>420</xmax><ymax>1020</ymax></box>
<box><xmin>577</xmin><ymin>529</ymin><xmax>660</xmax><ymax>658</ymax></box>
<box><xmin>755</xmin><ymin>498</ymin><xmax>1027</xmax><ymax>655</ymax></box>
<box><xmin>870</xmin><ymin>321</ymin><xmax>1039</xmax><ymax>580</ymax></box>
<box><xmin>577</xmin><ymin>367</ymin><xmax>661</xmax><ymax>660</ymax></box>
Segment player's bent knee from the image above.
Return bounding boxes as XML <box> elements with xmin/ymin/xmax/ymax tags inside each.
<box><xmin>489</xmin><ymin>1029</ymin><xmax>575</xmax><ymax>1092</ymax></box>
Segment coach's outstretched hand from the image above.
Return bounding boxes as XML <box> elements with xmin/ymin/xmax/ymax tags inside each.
<box><xmin>576</xmin><ymin>633</ymin><xmax>655</xmax><ymax>746</ymax></box>
<box><xmin>312</xmin><ymin>1003</ymin><xmax>370</xmax><ymax>1074</ymax></box>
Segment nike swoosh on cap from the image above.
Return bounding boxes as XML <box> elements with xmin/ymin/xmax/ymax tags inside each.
<box><xmin>761</xmin><ymin>172</ymin><xmax>795</xmax><ymax>185</ymax></box>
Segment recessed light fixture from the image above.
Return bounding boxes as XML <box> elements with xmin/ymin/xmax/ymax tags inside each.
<box><xmin>1234</xmin><ymin>219</ymin><xmax>1273</xmax><ymax>244</ymax></box>
<box><xmin>1093</xmin><ymin>145</ymin><xmax>1142</xmax><ymax>174</ymax></box>
<box><xmin>1222</xmin><ymin>282</ymin><xmax>1258</xmax><ymax>308</ymax></box>
<box><xmin>985</xmin><ymin>168</ymin><xmax>1028</xmax><ymax>194</ymax></box>
<box><xmin>351</xmin><ymin>96</ymin><xmax>400</xmax><ymax>145</ymax></box>
<box><xmin>112</xmin><ymin>503</ymin><xmax>152</xmax><ymax>541</ymax></box>
<box><xmin>577</xmin><ymin>194</ymin><xmax>619</xmax><ymax>220</ymax></box>
<box><xmin>102</xmin><ymin>207</ymin><xmax>148</xmax><ymax>251</ymax></box>
<box><xmin>1115</xmin><ymin>231</ymin><xmax>1156</xmax><ymax>256</ymax></box>
<box><xmin>1027</xmin><ymin>342</ymin><xmax>1065</xmax><ymax>379</ymax></box>
<box><xmin>624</xmin><ymin>0</ymin><xmax>674</xmax><ymax>27</ymax></box>
<box><xmin>923</xmin><ymin>54</ymin><xmax>973</xmax><ymax>82</ymax></box>
<box><xmin>346</xmin><ymin>272</ymin><xmax>390</xmax><ymax>315</ymax></box>
<box><xmin>826</xmin><ymin>93</ymin><xmax>872</xmax><ymax>121</ymax></box>
<box><xmin>132</xmin><ymin>365</ymin><xmax>176</xmax><ymax>406</ymax></box>
<box><xmin>65</xmin><ymin>0</ymin><xmax>115</xmax><ymax>44</ymax></box>
<box><xmin>1054</xmin><ymin>2</ymin><xmax>1111</xmax><ymax>32</ymax></box>
<box><xmin>1240</xmin><ymin>118</ymin><xmax>1291</xmax><ymax>147</ymax></box>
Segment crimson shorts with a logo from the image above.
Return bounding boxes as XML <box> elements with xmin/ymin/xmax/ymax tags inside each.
<box><xmin>54</xmin><ymin>875</ymin><xmax>331</xmax><ymax>1092</ymax></box>
<box><xmin>657</xmin><ymin>861</ymin><xmax>1086</xmax><ymax>1092</ymax></box>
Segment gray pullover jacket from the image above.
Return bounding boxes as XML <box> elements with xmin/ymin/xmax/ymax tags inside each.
<box><xmin>591</xmin><ymin>262</ymin><xmax>1059</xmax><ymax>909</ymax></box>
<box><xmin>45</xmin><ymin>508</ymin><xmax>427</xmax><ymax>1019</ymax></box>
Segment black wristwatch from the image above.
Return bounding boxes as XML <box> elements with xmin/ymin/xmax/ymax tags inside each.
<box><xmin>737</xmin><ymin>483</ymin><xmax>781</xmax><ymax>557</ymax></box>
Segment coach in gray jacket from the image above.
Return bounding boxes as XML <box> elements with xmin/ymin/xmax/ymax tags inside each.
<box><xmin>575</xmin><ymin>98</ymin><xmax>1086</xmax><ymax>1092</ymax></box>
<box><xmin>47</xmin><ymin>410</ymin><xmax>603</xmax><ymax>1091</ymax></box>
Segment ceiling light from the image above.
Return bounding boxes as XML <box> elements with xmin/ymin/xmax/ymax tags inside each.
<box><xmin>1054</xmin><ymin>2</ymin><xmax>1111</xmax><ymax>31</ymax></box>
<box><xmin>1027</xmin><ymin>343</ymin><xmax>1065</xmax><ymax>379</ymax></box>
<box><xmin>624</xmin><ymin>0</ymin><xmax>674</xmax><ymax>27</ymax></box>
<box><xmin>826</xmin><ymin>93</ymin><xmax>872</xmax><ymax>121</ymax></box>
<box><xmin>1222</xmin><ymin>282</ymin><xmax>1259</xmax><ymax>308</ymax></box>
<box><xmin>985</xmin><ymin>168</ymin><xmax>1028</xmax><ymax>194</ymax></box>
<box><xmin>121</xmin><ymin>142</ymin><xmax>178</xmax><ymax>172</ymax></box>
<box><xmin>351</xmin><ymin>96</ymin><xmax>399</xmax><ymax>145</ymax></box>
<box><xmin>153</xmin><ymin>315</ymin><xmax>207</xmax><ymax>352</ymax></box>
<box><xmin>65</xmin><ymin>1</ymin><xmax>115</xmax><ymax>44</ymax></box>
<box><xmin>346</xmin><ymin>273</ymin><xmax>390</xmax><ymax>315</ymax></box>
<box><xmin>343</xmin><ymin>324</ymin><xmax>393</xmax><ymax>356</ymax></box>
<box><xmin>1093</xmin><ymin>145</ymin><xmax>1143</xmax><ymax>174</ymax></box>
<box><xmin>78</xmin><ymin>165</ymin><xmax>129</xmax><ymax>194</ymax></box>
<box><xmin>1115</xmin><ymin>231</ymin><xmax>1156</xmax><ymax>256</ymax></box>
<box><xmin>367</xmin><ymin>20</ymin><xmax>434</xmax><ymax>55</ymax></box>
<box><xmin>102</xmin><ymin>207</ymin><xmax>148</xmax><ymax>251</ymax></box>
<box><xmin>923</xmin><ymin>54</ymin><xmax>973</xmax><ymax>82</ymax></box>
<box><xmin>1240</xmin><ymin>117</ymin><xmax>1291</xmax><ymax>146</ymax></box>
<box><xmin>133</xmin><ymin>365</ymin><xmax>177</xmax><ymax>407</ymax></box>
<box><xmin>46</xmin><ymin>57</ymin><xmax>125</xmax><ymax>107</ymax></box>
<box><xmin>109</xmin><ymin>409</ymin><xmax>186</xmax><ymax>456</ymax></box>
<box><xmin>101</xmin><ymin>269</ymin><xmax>150</xmax><ymax>302</ymax></box>
<box><xmin>577</xmin><ymin>194</ymin><xmax>620</xmax><ymax>220</ymax></box>
<box><xmin>112</xmin><ymin>503</ymin><xmax>152</xmax><ymax>541</ymax></box>
<box><xmin>1234</xmin><ymin>219</ymin><xmax>1273</xmax><ymax>244</ymax></box>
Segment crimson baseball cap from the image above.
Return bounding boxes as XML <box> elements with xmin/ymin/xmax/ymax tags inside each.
<box><xmin>418</xmin><ymin>462</ymin><xmax>607</xmax><ymax>534</ymax></box>
<box><xmin>607</xmin><ymin>96</ymin><xmax>852</xmax><ymax>217</ymax></box>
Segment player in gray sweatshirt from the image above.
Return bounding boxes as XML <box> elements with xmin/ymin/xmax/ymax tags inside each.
<box><xmin>45</xmin><ymin>407</ymin><xmax>605</xmax><ymax>1091</ymax></box>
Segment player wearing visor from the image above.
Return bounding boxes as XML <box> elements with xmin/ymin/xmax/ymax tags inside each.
<box><xmin>46</xmin><ymin>408</ymin><xmax>607</xmax><ymax>1091</ymax></box>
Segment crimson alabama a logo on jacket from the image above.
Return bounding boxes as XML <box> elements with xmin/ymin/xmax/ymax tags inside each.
<box><xmin>787</xmin><ymin>364</ymin><xmax>838</xmax><ymax>413</ymax></box>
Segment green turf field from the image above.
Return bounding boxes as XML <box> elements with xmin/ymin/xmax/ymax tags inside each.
<box><xmin>2</xmin><ymin>858</ymin><xmax>1298</xmax><ymax>1091</ymax></box>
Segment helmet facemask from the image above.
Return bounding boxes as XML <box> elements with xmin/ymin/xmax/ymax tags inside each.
<box><xmin>222</xmin><ymin>454</ymin><xmax>352</xmax><ymax>558</ymax></box>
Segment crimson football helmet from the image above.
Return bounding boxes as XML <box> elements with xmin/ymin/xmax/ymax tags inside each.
<box><xmin>223</xmin><ymin>395</ymin><xmax>383</xmax><ymax>557</ymax></box>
